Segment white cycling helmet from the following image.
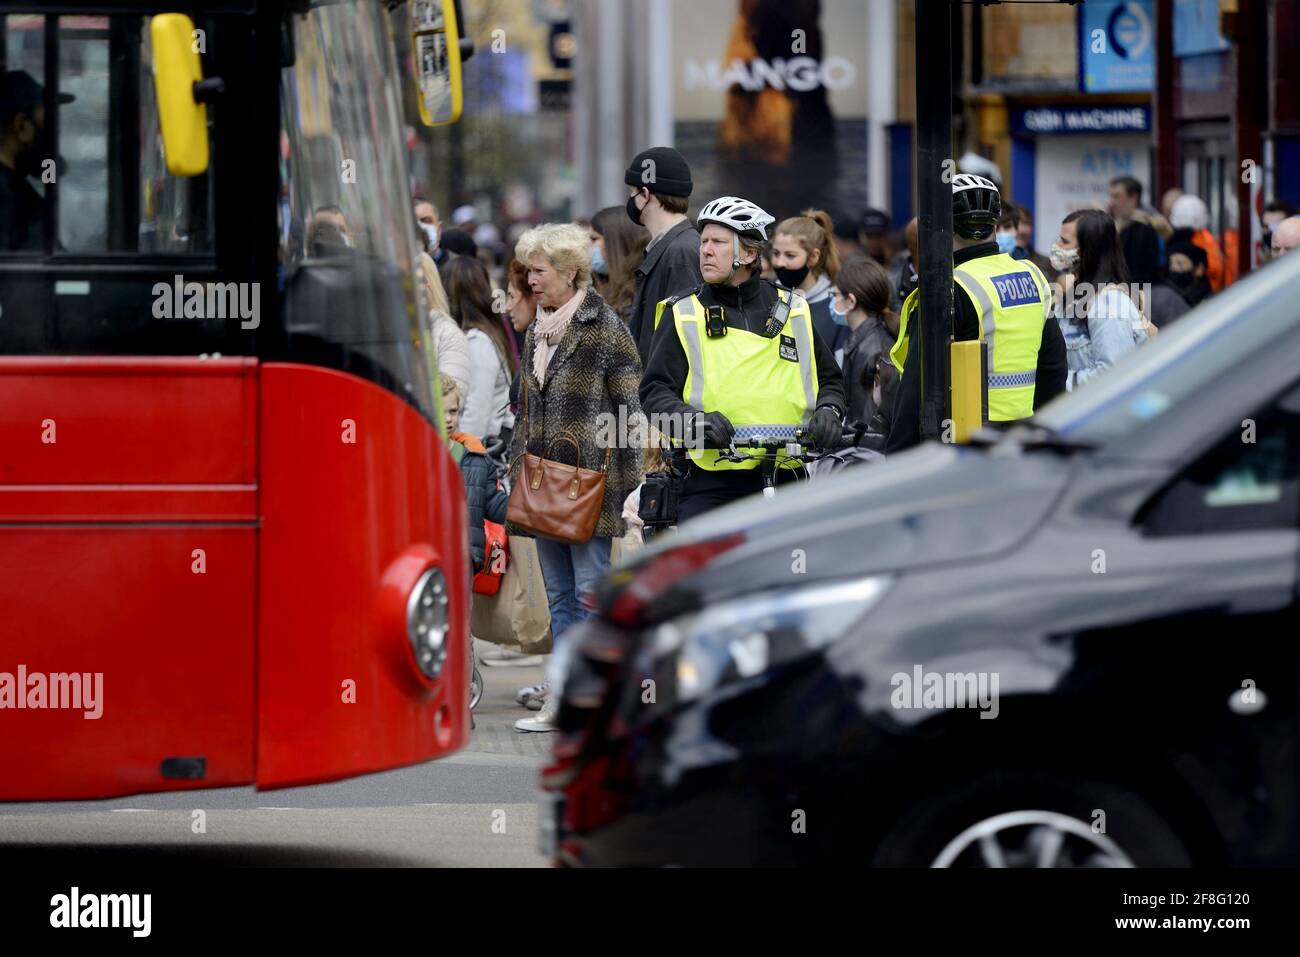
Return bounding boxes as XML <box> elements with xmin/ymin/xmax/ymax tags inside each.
<box><xmin>696</xmin><ymin>196</ymin><xmax>775</xmax><ymax>244</ymax></box>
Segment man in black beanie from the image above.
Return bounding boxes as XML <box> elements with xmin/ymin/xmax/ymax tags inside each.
<box><xmin>624</xmin><ymin>146</ymin><xmax>702</xmax><ymax>366</ymax></box>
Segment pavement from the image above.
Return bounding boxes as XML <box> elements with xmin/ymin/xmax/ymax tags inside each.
<box><xmin>0</xmin><ymin>657</ymin><xmax>553</xmax><ymax>867</ymax></box>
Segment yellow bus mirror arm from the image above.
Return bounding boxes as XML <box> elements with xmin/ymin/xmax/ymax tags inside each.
<box><xmin>950</xmin><ymin>339</ymin><xmax>986</xmax><ymax>444</ymax></box>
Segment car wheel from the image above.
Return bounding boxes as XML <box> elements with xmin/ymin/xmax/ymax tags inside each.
<box><xmin>871</xmin><ymin>770</ymin><xmax>1193</xmax><ymax>867</ymax></box>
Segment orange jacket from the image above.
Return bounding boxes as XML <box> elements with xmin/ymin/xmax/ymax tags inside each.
<box><xmin>451</xmin><ymin>429</ymin><xmax>487</xmax><ymax>455</ymax></box>
<box><xmin>1223</xmin><ymin>229</ymin><xmax>1239</xmax><ymax>286</ymax></box>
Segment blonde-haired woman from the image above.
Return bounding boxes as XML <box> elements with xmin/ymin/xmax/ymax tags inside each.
<box><xmin>770</xmin><ymin>208</ymin><xmax>849</xmax><ymax>360</ymax></box>
<box><xmin>508</xmin><ymin>222</ymin><xmax>643</xmax><ymax>733</ymax></box>
<box><xmin>418</xmin><ymin>251</ymin><xmax>473</xmax><ymax>404</ymax></box>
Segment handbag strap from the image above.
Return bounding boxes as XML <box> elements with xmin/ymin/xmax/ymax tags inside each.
<box><xmin>510</xmin><ymin>358</ymin><xmax>614</xmax><ymax>476</ymax></box>
<box><xmin>546</xmin><ymin>432</ymin><xmax>584</xmax><ymax>469</ymax></box>
<box><xmin>508</xmin><ymin>366</ymin><xmax>530</xmax><ymax>478</ymax></box>
<box><xmin>521</xmin><ymin>369</ymin><xmax>530</xmax><ymax>443</ymax></box>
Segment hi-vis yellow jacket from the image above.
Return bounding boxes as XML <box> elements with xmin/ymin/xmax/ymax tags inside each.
<box><xmin>658</xmin><ymin>287</ymin><xmax>819</xmax><ymax>470</ymax></box>
<box><xmin>889</xmin><ymin>253</ymin><xmax>1049</xmax><ymax>421</ymax></box>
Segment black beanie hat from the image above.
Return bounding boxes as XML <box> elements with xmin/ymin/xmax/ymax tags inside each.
<box><xmin>624</xmin><ymin>146</ymin><xmax>693</xmax><ymax>198</ymax></box>
<box><xmin>1166</xmin><ymin>240</ymin><xmax>1207</xmax><ymax>270</ymax></box>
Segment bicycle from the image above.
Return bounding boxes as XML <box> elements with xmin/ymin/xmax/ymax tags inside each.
<box><xmin>716</xmin><ymin>423</ymin><xmax>855</xmax><ymax>498</ymax></box>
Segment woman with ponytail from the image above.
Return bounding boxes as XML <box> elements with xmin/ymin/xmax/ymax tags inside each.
<box><xmin>771</xmin><ymin>208</ymin><xmax>848</xmax><ymax>361</ymax></box>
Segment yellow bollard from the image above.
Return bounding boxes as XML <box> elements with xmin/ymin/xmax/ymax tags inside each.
<box><xmin>950</xmin><ymin>340</ymin><xmax>986</xmax><ymax>444</ymax></box>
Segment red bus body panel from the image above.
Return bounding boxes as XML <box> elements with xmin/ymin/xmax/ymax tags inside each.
<box><xmin>255</xmin><ymin>363</ymin><xmax>469</xmax><ymax>789</ymax></box>
<box><xmin>0</xmin><ymin>357</ymin><xmax>468</xmax><ymax>800</ymax></box>
<box><xmin>0</xmin><ymin>358</ymin><xmax>259</xmax><ymax>800</ymax></box>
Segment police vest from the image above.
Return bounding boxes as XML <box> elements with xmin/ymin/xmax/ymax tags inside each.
<box><xmin>889</xmin><ymin>254</ymin><xmax>1049</xmax><ymax>422</ymax></box>
<box><xmin>665</xmin><ymin>287</ymin><xmax>819</xmax><ymax>471</ymax></box>
<box><xmin>890</xmin><ymin>287</ymin><xmax>919</xmax><ymax>374</ymax></box>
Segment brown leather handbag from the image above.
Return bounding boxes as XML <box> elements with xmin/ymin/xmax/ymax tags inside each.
<box><xmin>507</xmin><ymin>382</ymin><xmax>611</xmax><ymax>544</ymax></box>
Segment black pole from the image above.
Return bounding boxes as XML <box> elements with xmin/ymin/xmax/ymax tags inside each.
<box><xmin>915</xmin><ymin>0</ymin><xmax>954</xmax><ymax>441</ymax></box>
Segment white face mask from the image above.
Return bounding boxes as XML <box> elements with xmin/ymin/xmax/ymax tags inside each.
<box><xmin>1049</xmin><ymin>243</ymin><xmax>1080</xmax><ymax>272</ymax></box>
<box><xmin>421</xmin><ymin>222</ymin><xmax>438</xmax><ymax>249</ymax></box>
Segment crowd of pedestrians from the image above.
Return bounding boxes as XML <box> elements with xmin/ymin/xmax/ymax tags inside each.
<box><xmin>408</xmin><ymin>154</ymin><xmax>1299</xmax><ymax>733</ymax></box>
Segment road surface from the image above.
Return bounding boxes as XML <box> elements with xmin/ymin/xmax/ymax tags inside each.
<box><xmin>0</xmin><ymin>661</ymin><xmax>552</xmax><ymax>867</ymax></box>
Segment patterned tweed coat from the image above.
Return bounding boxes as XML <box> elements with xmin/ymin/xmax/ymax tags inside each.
<box><xmin>506</xmin><ymin>285</ymin><xmax>644</xmax><ymax>540</ymax></box>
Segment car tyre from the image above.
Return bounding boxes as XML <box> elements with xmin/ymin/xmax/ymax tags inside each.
<box><xmin>871</xmin><ymin>769</ymin><xmax>1194</xmax><ymax>867</ymax></box>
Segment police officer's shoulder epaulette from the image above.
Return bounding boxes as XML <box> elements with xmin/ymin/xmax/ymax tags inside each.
<box><xmin>766</xmin><ymin>279</ymin><xmax>804</xmax><ymax>305</ymax></box>
<box><xmin>655</xmin><ymin>285</ymin><xmax>706</xmax><ymax>332</ymax></box>
<box><xmin>663</xmin><ymin>284</ymin><xmax>705</xmax><ymax>309</ymax></box>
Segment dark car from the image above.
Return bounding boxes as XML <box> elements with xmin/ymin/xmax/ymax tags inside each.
<box><xmin>540</xmin><ymin>254</ymin><xmax>1300</xmax><ymax>868</ymax></box>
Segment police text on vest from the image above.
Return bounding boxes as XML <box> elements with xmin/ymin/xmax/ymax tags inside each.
<box><xmin>990</xmin><ymin>271</ymin><xmax>1040</xmax><ymax>308</ymax></box>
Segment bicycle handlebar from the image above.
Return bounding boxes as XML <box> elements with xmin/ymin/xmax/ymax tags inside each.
<box><xmin>720</xmin><ymin>424</ymin><xmax>857</xmax><ymax>463</ymax></box>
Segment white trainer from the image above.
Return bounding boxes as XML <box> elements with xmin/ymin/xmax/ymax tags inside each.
<box><xmin>514</xmin><ymin>693</ymin><xmax>558</xmax><ymax>733</ymax></box>
<box><xmin>480</xmin><ymin>645</ymin><xmax>546</xmax><ymax>667</ymax></box>
<box><xmin>515</xmin><ymin>681</ymin><xmax>549</xmax><ymax>705</ymax></box>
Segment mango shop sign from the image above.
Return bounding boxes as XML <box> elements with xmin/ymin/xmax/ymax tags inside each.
<box><xmin>683</xmin><ymin>56</ymin><xmax>856</xmax><ymax>93</ymax></box>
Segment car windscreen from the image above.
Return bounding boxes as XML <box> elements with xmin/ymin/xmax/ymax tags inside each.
<box><xmin>1033</xmin><ymin>253</ymin><xmax>1300</xmax><ymax>446</ymax></box>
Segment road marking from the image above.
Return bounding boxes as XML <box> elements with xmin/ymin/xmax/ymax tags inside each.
<box><xmin>110</xmin><ymin>808</ymin><xmax>156</xmax><ymax>813</ymax></box>
<box><xmin>257</xmin><ymin>807</ymin><xmax>302</xmax><ymax>811</ymax></box>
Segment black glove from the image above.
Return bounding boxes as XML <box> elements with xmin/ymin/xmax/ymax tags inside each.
<box><xmin>807</xmin><ymin>406</ymin><xmax>843</xmax><ymax>449</ymax></box>
<box><xmin>694</xmin><ymin>411</ymin><xmax>736</xmax><ymax>449</ymax></box>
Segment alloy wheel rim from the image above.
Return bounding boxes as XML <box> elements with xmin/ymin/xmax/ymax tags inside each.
<box><xmin>931</xmin><ymin>810</ymin><xmax>1136</xmax><ymax>868</ymax></box>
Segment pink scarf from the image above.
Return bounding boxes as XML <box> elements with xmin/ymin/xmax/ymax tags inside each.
<box><xmin>532</xmin><ymin>288</ymin><xmax>584</xmax><ymax>385</ymax></box>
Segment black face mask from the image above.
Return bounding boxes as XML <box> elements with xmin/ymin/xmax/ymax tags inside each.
<box><xmin>1167</xmin><ymin>270</ymin><xmax>1195</xmax><ymax>290</ymax></box>
<box><xmin>774</xmin><ymin>264</ymin><xmax>810</xmax><ymax>288</ymax></box>
<box><xmin>626</xmin><ymin>192</ymin><xmax>645</xmax><ymax>227</ymax></box>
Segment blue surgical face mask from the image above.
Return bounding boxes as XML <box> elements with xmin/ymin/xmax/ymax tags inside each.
<box><xmin>830</xmin><ymin>292</ymin><xmax>850</xmax><ymax>326</ymax></box>
<box><xmin>591</xmin><ymin>244</ymin><xmax>607</xmax><ymax>276</ymax></box>
<box><xmin>995</xmin><ymin>230</ymin><xmax>1017</xmax><ymax>255</ymax></box>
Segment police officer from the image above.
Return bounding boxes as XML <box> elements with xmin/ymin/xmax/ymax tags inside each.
<box><xmin>885</xmin><ymin>174</ymin><xmax>1067</xmax><ymax>453</ymax></box>
<box><xmin>640</xmin><ymin>196</ymin><xmax>847</xmax><ymax>522</ymax></box>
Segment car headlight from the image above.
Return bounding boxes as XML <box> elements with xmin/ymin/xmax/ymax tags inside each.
<box><xmin>407</xmin><ymin>567</ymin><xmax>450</xmax><ymax>679</ymax></box>
<box><xmin>648</xmin><ymin>576</ymin><xmax>893</xmax><ymax>705</ymax></box>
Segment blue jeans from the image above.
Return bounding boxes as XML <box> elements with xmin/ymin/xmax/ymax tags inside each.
<box><xmin>533</xmin><ymin>535</ymin><xmax>613</xmax><ymax>645</ymax></box>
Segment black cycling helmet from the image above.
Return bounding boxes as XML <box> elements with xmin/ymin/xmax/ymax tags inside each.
<box><xmin>952</xmin><ymin>173</ymin><xmax>1001</xmax><ymax>240</ymax></box>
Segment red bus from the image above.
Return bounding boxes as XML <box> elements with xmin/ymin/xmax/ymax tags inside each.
<box><xmin>0</xmin><ymin>1</ymin><xmax>471</xmax><ymax>799</ymax></box>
